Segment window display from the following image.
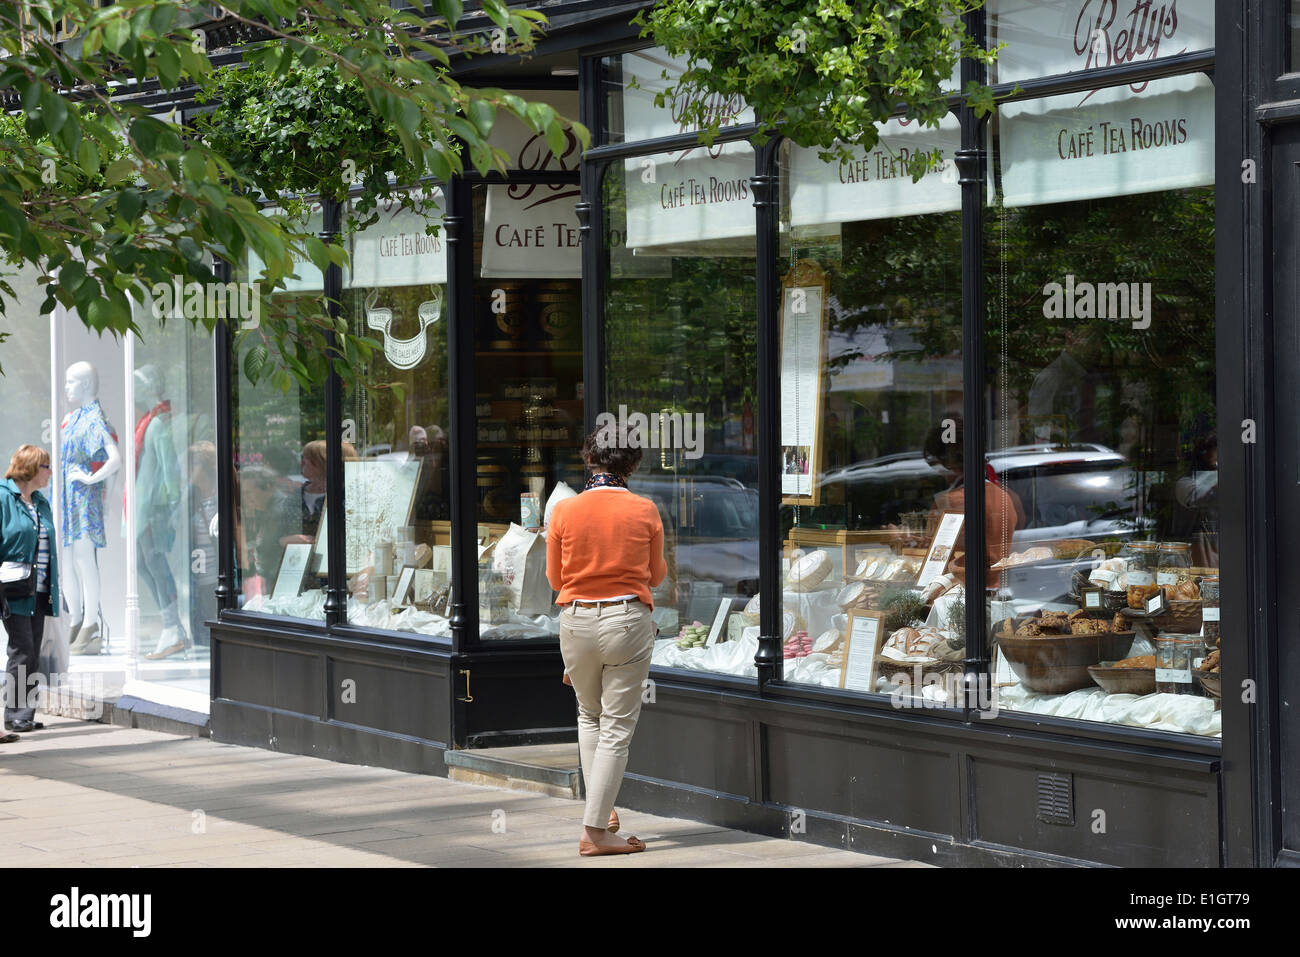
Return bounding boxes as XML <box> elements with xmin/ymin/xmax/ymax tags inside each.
<box><xmin>232</xmin><ymin>299</ymin><xmax>329</xmax><ymax>621</ymax></box>
<box><xmin>61</xmin><ymin>360</ymin><xmax>122</xmax><ymax>656</ymax></box>
<box><xmin>984</xmin><ymin>74</ymin><xmax>1219</xmax><ymax>736</ymax></box>
<box><xmin>774</xmin><ymin>124</ymin><xmax>965</xmax><ymax>693</ymax></box>
<box><xmin>602</xmin><ymin>146</ymin><xmax>761</xmax><ymax>676</ymax></box>
<box><xmin>472</xmin><ymin>182</ymin><xmax>584</xmax><ymax>640</ymax></box>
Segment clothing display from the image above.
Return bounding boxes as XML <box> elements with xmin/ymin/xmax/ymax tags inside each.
<box><xmin>60</xmin><ymin>399</ymin><xmax>118</xmax><ymax>548</ymax></box>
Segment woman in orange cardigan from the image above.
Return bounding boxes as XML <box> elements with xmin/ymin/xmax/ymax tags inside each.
<box><xmin>547</xmin><ymin>428</ymin><xmax>667</xmax><ymax>857</ymax></box>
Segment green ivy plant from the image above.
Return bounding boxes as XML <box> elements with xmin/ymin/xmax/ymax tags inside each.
<box><xmin>634</xmin><ymin>0</ymin><xmax>1001</xmax><ymax>178</ymax></box>
<box><xmin>0</xmin><ymin>0</ymin><xmax>587</xmax><ymax>392</ymax></box>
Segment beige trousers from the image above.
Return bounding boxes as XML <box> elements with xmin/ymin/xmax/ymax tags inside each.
<box><xmin>559</xmin><ymin>599</ymin><xmax>655</xmax><ymax>829</ymax></box>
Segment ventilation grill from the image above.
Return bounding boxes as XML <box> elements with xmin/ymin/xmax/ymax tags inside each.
<box><xmin>1036</xmin><ymin>772</ymin><xmax>1074</xmax><ymax>825</ymax></box>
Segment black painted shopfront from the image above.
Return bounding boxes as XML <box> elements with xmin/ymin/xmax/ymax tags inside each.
<box><xmin>189</xmin><ymin>1</ymin><xmax>1299</xmax><ymax>867</ymax></box>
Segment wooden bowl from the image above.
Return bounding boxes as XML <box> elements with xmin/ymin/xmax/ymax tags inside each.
<box><xmin>1195</xmin><ymin>670</ymin><xmax>1222</xmax><ymax>700</ymax></box>
<box><xmin>1088</xmin><ymin>664</ymin><xmax>1156</xmax><ymax>696</ymax></box>
<box><xmin>996</xmin><ymin>626</ymin><xmax>1137</xmax><ymax>694</ymax></box>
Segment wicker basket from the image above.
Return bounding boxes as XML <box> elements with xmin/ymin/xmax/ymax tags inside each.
<box><xmin>874</xmin><ymin>654</ymin><xmax>965</xmax><ymax>684</ymax></box>
<box><xmin>1121</xmin><ymin>600</ymin><xmax>1203</xmax><ymax>634</ymax></box>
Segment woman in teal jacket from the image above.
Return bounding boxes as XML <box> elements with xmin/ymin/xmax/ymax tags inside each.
<box><xmin>1</xmin><ymin>444</ymin><xmax>59</xmax><ymax>737</ymax></box>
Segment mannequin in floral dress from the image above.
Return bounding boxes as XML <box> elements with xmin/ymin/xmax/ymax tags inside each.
<box><xmin>61</xmin><ymin>362</ymin><xmax>121</xmax><ymax>655</ymax></box>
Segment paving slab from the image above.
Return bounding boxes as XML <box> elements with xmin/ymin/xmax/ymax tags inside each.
<box><xmin>0</xmin><ymin>715</ymin><xmax>924</xmax><ymax>868</ymax></box>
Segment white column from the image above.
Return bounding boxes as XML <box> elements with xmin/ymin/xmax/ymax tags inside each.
<box><xmin>123</xmin><ymin>333</ymin><xmax>138</xmax><ymax>678</ymax></box>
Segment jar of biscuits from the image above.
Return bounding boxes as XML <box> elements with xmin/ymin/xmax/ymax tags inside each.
<box><xmin>1155</xmin><ymin>632</ymin><xmax>1200</xmax><ymax>695</ymax></box>
<box><xmin>1123</xmin><ymin>541</ymin><xmax>1159</xmax><ymax>608</ymax></box>
<box><xmin>1200</xmin><ymin>575</ymin><xmax>1220</xmax><ymax>647</ymax></box>
<box><xmin>1156</xmin><ymin>542</ymin><xmax>1193</xmax><ymax>588</ymax></box>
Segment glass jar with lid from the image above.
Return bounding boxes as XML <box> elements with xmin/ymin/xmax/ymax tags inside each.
<box><xmin>1123</xmin><ymin>541</ymin><xmax>1159</xmax><ymax>608</ymax></box>
<box><xmin>1155</xmin><ymin>632</ymin><xmax>1200</xmax><ymax>695</ymax></box>
<box><xmin>1200</xmin><ymin>575</ymin><xmax>1220</xmax><ymax>647</ymax></box>
<box><xmin>1156</xmin><ymin>541</ymin><xmax>1193</xmax><ymax>588</ymax></box>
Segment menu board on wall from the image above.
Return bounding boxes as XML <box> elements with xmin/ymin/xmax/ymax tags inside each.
<box><xmin>789</xmin><ymin>113</ymin><xmax>961</xmax><ymax>227</ymax></box>
<box><xmin>995</xmin><ymin>71</ymin><xmax>1213</xmax><ymax>208</ymax></box>
<box><xmin>780</xmin><ymin>260</ymin><xmax>828</xmax><ymax>504</ymax></box>
<box><xmin>986</xmin><ymin>0</ymin><xmax>1215</xmax><ymax>85</ymax></box>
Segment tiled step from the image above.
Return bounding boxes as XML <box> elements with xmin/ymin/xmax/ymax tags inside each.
<box><xmin>444</xmin><ymin>743</ymin><xmax>582</xmax><ymax>799</ymax></box>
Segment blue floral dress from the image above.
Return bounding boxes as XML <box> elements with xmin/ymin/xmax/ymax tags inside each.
<box><xmin>60</xmin><ymin>400</ymin><xmax>118</xmax><ymax>548</ymax></box>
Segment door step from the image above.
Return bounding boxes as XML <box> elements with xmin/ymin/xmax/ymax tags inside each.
<box><xmin>445</xmin><ymin>743</ymin><xmax>582</xmax><ymax>799</ymax></box>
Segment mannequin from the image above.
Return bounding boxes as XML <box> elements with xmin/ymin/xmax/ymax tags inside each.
<box><xmin>61</xmin><ymin>361</ymin><xmax>121</xmax><ymax>655</ymax></box>
<box><xmin>132</xmin><ymin>365</ymin><xmax>189</xmax><ymax>659</ymax></box>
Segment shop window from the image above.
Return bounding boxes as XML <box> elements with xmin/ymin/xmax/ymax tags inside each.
<box><xmin>472</xmin><ymin>181</ymin><xmax>584</xmax><ymax>639</ymax></box>
<box><xmin>232</xmin><ymin>295</ymin><xmax>329</xmax><ymax>621</ymax></box>
<box><xmin>131</xmin><ymin>312</ymin><xmax>218</xmax><ymax>673</ymax></box>
<box><xmin>777</xmin><ymin>118</ymin><xmax>965</xmax><ymax>694</ymax></box>
<box><xmin>985</xmin><ymin>0</ymin><xmax>1214</xmax><ymax>86</ymax></box>
<box><xmin>984</xmin><ymin>74</ymin><xmax>1219</xmax><ymax>737</ymax></box>
<box><xmin>0</xmin><ymin>264</ymin><xmax>52</xmax><ymax>465</ymax></box>
<box><xmin>601</xmin><ymin>45</ymin><xmax>754</xmax><ymax>146</ymax></box>
<box><xmin>340</xmin><ymin>193</ymin><xmax>453</xmax><ymax>636</ymax></box>
<box><xmin>602</xmin><ymin>144</ymin><xmax>760</xmax><ymax>675</ymax></box>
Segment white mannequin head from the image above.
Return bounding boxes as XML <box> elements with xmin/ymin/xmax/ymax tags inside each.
<box><xmin>65</xmin><ymin>362</ymin><xmax>99</xmax><ymax>406</ymax></box>
<box><xmin>134</xmin><ymin>364</ymin><xmax>164</xmax><ymax>408</ymax></box>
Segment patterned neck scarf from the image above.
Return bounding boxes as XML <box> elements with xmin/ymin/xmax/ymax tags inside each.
<box><xmin>584</xmin><ymin>472</ymin><xmax>628</xmax><ymax>490</ymax></box>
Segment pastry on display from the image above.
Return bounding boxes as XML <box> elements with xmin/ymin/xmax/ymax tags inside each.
<box><xmin>812</xmin><ymin>628</ymin><xmax>842</xmax><ymax>653</ymax></box>
<box><xmin>786</xmin><ymin>549</ymin><xmax>833</xmax><ymax>592</ymax></box>
<box><xmin>883</xmin><ymin>626</ymin><xmax>947</xmax><ymax>658</ymax></box>
<box><xmin>675</xmin><ymin>621</ymin><xmax>709</xmax><ymax>650</ymax></box>
<box><xmin>993</xmin><ymin>546</ymin><xmax>1055</xmax><ymax>569</ymax></box>
<box><xmin>783</xmin><ymin>630</ymin><xmax>814</xmax><ymax>659</ymax></box>
<box><xmin>1162</xmin><ymin>581</ymin><xmax>1200</xmax><ymax>601</ymax></box>
<box><xmin>918</xmin><ymin>572</ymin><xmax>960</xmax><ymax>604</ymax></box>
<box><xmin>1201</xmin><ymin>648</ymin><xmax>1221</xmax><ymax>673</ymax></box>
<box><xmin>742</xmin><ymin>593</ymin><xmax>762</xmax><ymax>624</ymax></box>
<box><xmin>1109</xmin><ymin>655</ymin><xmax>1156</xmax><ymax>668</ymax></box>
<box><xmin>836</xmin><ymin>581</ymin><xmax>869</xmax><ymax>610</ymax></box>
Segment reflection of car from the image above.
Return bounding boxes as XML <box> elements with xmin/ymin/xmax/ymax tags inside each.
<box><xmin>633</xmin><ymin>473</ymin><xmax>760</xmax><ymax>597</ymax></box>
<box><xmin>820</xmin><ymin>444</ymin><xmax>1149</xmax><ymax>601</ymax></box>
<box><xmin>987</xmin><ymin>444</ymin><xmax>1146</xmax><ymax>545</ymax></box>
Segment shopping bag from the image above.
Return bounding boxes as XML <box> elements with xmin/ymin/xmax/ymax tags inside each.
<box><xmin>492</xmin><ymin>523</ymin><xmax>553</xmax><ymax>616</ymax></box>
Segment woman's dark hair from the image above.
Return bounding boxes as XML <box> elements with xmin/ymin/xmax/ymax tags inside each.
<box><xmin>581</xmin><ymin>427</ymin><xmax>642</xmax><ymax>478</ymax></box>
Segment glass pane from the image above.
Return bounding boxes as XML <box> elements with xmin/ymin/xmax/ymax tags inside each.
<box><xmin>602</xmin><ymin>45</ymin><xmax>754</xmax><ymax>146</ymax></box>
<box><xmin>232</xmin><ymin>294</ymin><xmax>329</xmax><ymax>620</ymax></box>
<box><xmin>131</xmin><ymin>311</ymin><xmax>216</xmax><ymax>687</ymax></box>
<box><xmin>1292</xmin><ymin>0</ymin><xmax>1300</xmax><ymax>72</ymax></box>
<box><xmin>986</xmin><ymin>0</ymin><xmax>1214</xmax><ymax>85</ymax></box>
<box><xmin>602</xmin><ymin>146</ymin><xmax>760</xmax><ymax>676</ymax></box>
<box><xmin>778</xmin><ymin>119</ymin><xmax>965</xmax><ymax>697</ymax></box>
<box><xmin>986</xmin><ymin>85</ymin><xmax>1218</xmax><ymax>736</ymax></box>
<box><xmin>473</xmin><ymin>182</ymin><xmax>584</xmax><ymax>638</ymax></box>
<box><xmin>341</xmin><ymin>193</ymin><xmax>453</xmax><ymax>635</ymax></box>
<box><xmin>0</xmin><ymin>264</ymin><xmax>52</xmax><ymax>459</ymax></box>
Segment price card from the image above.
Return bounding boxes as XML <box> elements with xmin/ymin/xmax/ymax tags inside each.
<box><xmin>705</xmin><ymin>598</ymin><xmax>733</xmax><ymax>648</ymax></box>
<box><xmin>1082</xmin><ymin>587</ymin><xmax>1103</xmax><ymax>610</ymax></box>
<box><xmin>840</xmin><ymin>612</ymin><xmax>883</xmax><ymax>693</ymax></box>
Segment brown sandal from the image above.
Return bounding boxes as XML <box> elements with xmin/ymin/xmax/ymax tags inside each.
<box><xmin>579</xmin><ymin>835</ymin><xmax>646</xmax><ymax>856</ymax></box>
<box><xmin>608</xmin><ymin>809</ymin><xmax>620</xmax><ymax>833</ymax></box>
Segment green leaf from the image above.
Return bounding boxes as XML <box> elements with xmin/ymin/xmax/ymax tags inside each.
<box><xmin>243</xmin><ymin>343</ymin><xmax>269</xmax><ymax>383</ymax></box>
<box><xmin>103</xmin><ymin>16</ymin><xmax>131</xmax><ymax>55</ymax></box>
<box><xmin>467</xmin><ymin>98</ymin><xmax>496</xmax><ymax>137</ymax></box>
<box><xmin>40</xmin><ymin>91</ymin><xmax>69</xmax><ymax>137</ymax></box>
<box><xmin>155</xmin><ymin>44</ymin><xmax>181</xmax><ymax>90</ymax></box>
<box><xmin>117</xmin><ymin>188</ymin><xmax>143</xmax><ymax>223</ymax></box>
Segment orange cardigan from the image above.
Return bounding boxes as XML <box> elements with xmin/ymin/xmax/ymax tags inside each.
<box><xmin>546</xmin><ymin>488</ymin><xmax>668</xmax><ymax>608</ymax></box>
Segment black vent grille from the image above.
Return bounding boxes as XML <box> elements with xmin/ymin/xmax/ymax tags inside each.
<box><xmin>1036</xmin><ymin>772</ymin><xmax>1074</xmax><ymax>825</ymax></box>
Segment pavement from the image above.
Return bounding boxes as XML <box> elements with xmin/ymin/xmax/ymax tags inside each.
<box><xmin>0</xmin><ymin>716</ymin><xmax>930</xmax><ymax>868</ymax></box>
